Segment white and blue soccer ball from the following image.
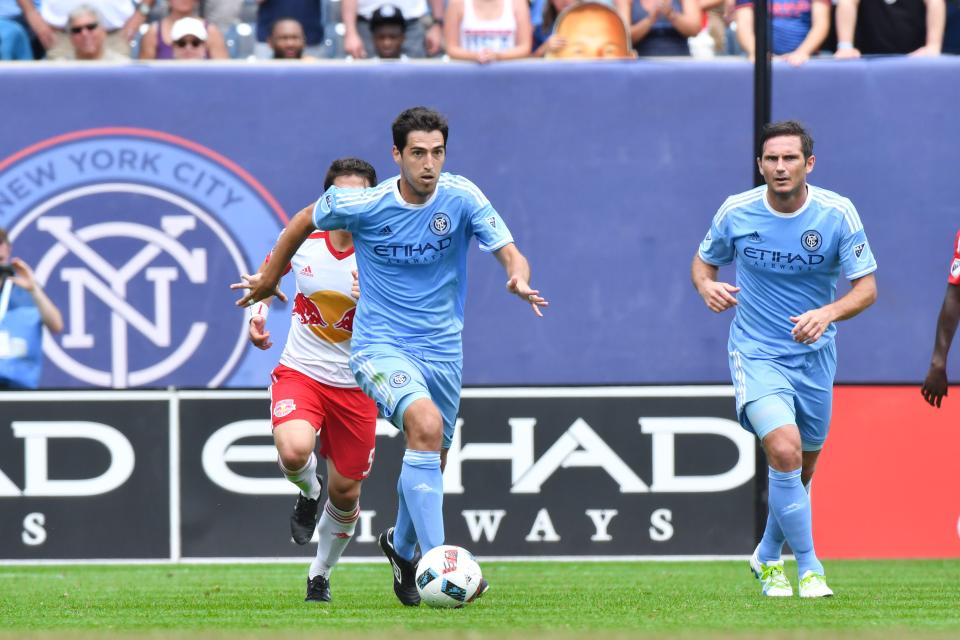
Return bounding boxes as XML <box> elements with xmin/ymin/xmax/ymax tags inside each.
<box><xmin>415</xmin><ymin>545</ymin><xmax>483</xmax><ymax>608</ymax></box>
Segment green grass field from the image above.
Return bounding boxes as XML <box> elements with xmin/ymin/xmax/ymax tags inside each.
<box><xmin>1</xmin><ymin>560</ymin><xmax>959</xmax><ymax>638</ymax></box>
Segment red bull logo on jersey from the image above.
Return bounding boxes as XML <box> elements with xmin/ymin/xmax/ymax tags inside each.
<box><xmin>273</xmin><ymin>398</ymin><xmax>296</xmax><ymax>418</ymax></box>
<box><xmin>293</xmin><ymin>290</ymin><xmax>355</xmax><ymax>343</ymax></box>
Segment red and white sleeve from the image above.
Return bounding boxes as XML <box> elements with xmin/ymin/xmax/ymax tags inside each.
<box><xmin>949</xmin><ymin>230</ymin><xmax>960</xmax><ymax>286</ymax></box>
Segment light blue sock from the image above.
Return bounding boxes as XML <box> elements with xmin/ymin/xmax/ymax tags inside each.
<box><xmin>758</xmin><ymin>478</ymin><xmax>811</xmax><ymax>563</ymax></box>
<box><xmin>399</xmin><ymin>449</ymin><xmax>445</xmax><ymax>555</ymax></box>
<box><xmin>393</xmin><ymin>475</ymin><xmax>419</xmax><ymax>562</ymax></box>
<box><xmin>767</xmin><ymin>467</ymin><xmax>823</xmax><ymax>577</ymax></box>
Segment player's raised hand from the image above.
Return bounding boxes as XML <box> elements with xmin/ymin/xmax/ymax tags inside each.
<box><xmin>789</xmin><ymin>307</ymin><xmax>832</xmax><ymax>344</ymax></box>
<box><xmin>351</xmin><ymin>269</ymin><xmax>360</xmax><ymax>301</ymax></box>
<box><xmin>248</xmin><ymin>314</ymin><xmax>272</xmax><ymax>350</ymax></box>
<box><xmin>231</xmin><ymin>272</ymin><xmax>287</xmax><ymax>308</ymax></box>
<box><xmin>921</xmin><ymin>366</ymin><xmax>948</xmax><ymax>408</ymax></box>
<box><xmin>507</xmin><ymin>276</ymin><xmax>548</xmax><ymax>317</ymax></box>
<box><xmin>699</xmin><ymin>281</ymin><xmax>740</xmax><ymax>313</ymax></box>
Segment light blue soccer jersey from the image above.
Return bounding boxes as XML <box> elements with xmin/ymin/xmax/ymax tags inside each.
<box><xmin>313</xmin><ymin>173</ymin><xmax>514</xmax><ymax>361</ymax></box>
<box><xmin>699</xmin><ymin>184</ymin><xmax>877</xmax><ymax>358</ymax></box>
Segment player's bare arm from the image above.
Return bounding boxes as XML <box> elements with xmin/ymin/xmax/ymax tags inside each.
<box><xmin>233</xmin><ymin>205</ymin><xmax>315</xmax><ymax>308</ymax></box>
<box><xmin>494</xmin><ymin>242</ymin><xmax>548</xmax><ymax>316</ymax></box>
<box><xmin>789</xmin><ymin>272</ymin><xmax>877</xmax><ymax>344</ymax></box>
<box><xmin>691</xmin><ymin>254</ymin><xmax>740</xmax><ymax>313</ymax></box>
<box><xmin>922</xmin><ymin>282</ymin><xmax>960</xmax><ymax>407</ymax></box>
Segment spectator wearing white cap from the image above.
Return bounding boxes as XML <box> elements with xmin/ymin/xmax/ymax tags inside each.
<box><xmin>170</xmin><ymin>15</ymin><xmax>208</xmax><ymax>58</ymax></box>
<box><xmin>15</xmin><ymin>0</ymin><xmax>156</xmax><ymax>58</ymax></box>
<box><xmin>140</xmin><ymin>0</ymin><xmax>227</xmax><ymax>59</ymax></box>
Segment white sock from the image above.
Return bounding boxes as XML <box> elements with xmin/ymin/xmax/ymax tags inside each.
<box><xmin>279</xmin><ymin>452</ymin><xmax>322</xmax><ymax>500</ymax></box>
<box><xmin>309</xmin><ymin>500</ymin><xmax>359</xmax><ymax>579</ymax></box>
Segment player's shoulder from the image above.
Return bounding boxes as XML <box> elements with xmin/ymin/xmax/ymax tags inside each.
<box><xmin>807</xmin><ymin>185</ymin><xmax>863</xmax><ymax>232</ymax></box>
<box><xmin>714</xmin><ymin>185</ymin><xmax>765</xmax><ymax>222</ymax></box>
<box><xmin>438</xmin><ymin>173</ymin><xmax>490</xmax><ymax>206</ymax></box>
<box><xmin>329</xmin><ymin>180</ymin><xmax>393</xmax><ymax>209</ymax></box>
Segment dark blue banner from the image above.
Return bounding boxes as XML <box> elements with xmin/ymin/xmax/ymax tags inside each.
<box><xmin>0</xmin><ymin>59</ymin><xmax>956</xmax><ymax>387</ymax></box>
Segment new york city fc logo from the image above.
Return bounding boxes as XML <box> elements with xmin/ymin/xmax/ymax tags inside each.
<box><xmin>801</xmin><ymin>230</ymin><xmax>822</xmax><ymax>252</ymax></box>
<box><xmin>0</xmin><ymin>128</ymin><xmax>286</xmax><ymax>388</ymax></box>
<box><xmin>431</xmin><ymin>213</ymin><xmax>451</xmax><ymax>236</ymax></box>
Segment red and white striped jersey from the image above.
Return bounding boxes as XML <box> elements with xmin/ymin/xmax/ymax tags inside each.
<box><xmin>950</xmin><ymin>230</ymin><xmax>960</xmax><ymax>286</ymax></box>
<box><xmin>273</xmin><ymin>231</ymin><xmax>358</xmax><ymax>388</ymax></box>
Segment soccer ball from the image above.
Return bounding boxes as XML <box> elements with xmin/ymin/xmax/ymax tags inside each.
<box><xmin>415</xmin><ymin>545</ymin><xmax>483</xmax><ymax>608</ymax></box>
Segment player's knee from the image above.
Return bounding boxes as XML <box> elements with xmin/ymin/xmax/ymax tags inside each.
<box><xmin>329</xmin><ymin>479</ymin><xmax>362</xmax><ymax>510</ymax></box>
<box><xmin>275</xmin><ymin>441</ymin><xmax>312</xmax><ymax>471</ymax></box>
<box><xmin>763</xmin><ymin>428</ymin><xmax>803</xmax><ymax>471</ymax></box>
<box><xmin>765</xmin><ymin>441</ymin><xmax>801</xmax><ymax>470</ymax></box>
<box><xmin>404</xmin><ymin>402</ymin><xmax>443</xmax><ymax>451</ymax></box>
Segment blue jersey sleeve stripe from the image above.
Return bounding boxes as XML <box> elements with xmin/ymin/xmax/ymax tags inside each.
<box><xmin>812</xmin><ymin>192</ymin><xmax>863</xmax><ymax>234</ymax></box>
<box><xmin>697</xmin><ymin>248</ymin><xmax>730</xmax><ymax>266</ymax></box>
<box><xmin>334</xmin><ymin>186</ymin><xmax>391</xmax><ymax>207</ymax></box>
<box><xmin>846</xmin><ymin>264</ymin><xmax>877</xmax><ymax>280</ymax></box>
<box><xmin>442</xmin><ymin>175</ymin><xmax>490</xmax><ymax>206</ymax></box>
<box><xmin>479</xmin><ymin>236</ymin><xmax>513</xmax><ymax>253</ymax></box>
<box><xmin>714</xmin><ymin>188</ymin><xmax>764</xmax><ymax>225</ymax></box>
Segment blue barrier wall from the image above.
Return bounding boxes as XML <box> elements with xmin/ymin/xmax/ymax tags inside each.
<box><xmin>0</xmin><ymin>58</ymin><xmax>957</xmax><ymax>387</ymax></box>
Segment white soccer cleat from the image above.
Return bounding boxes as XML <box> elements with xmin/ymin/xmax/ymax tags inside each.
<box><xmin>749</xmin><ymin>546</ymin><xmax>793</xmax><ymax>597</ymax></box>
<box><xmin>799</xmin><ymin>570</ymin><xmax>834</xmax><ymax>598</ymax></box>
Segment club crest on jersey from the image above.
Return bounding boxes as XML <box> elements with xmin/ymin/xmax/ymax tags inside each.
<box><xmin>801</xmin><ymin>230</ymin><xmax>822</xmax><ymax>252</ymax></box>
<box><xmin>952</xmin><ymin>259</ymin><xmax>960</xmax><ymax>279</ymax></box>
<box><xmin>273</xmin><ymin>398</ymin><xmax>297</xmax><ymax>418</ymax></box>
<box><xmin>854</xmin><ymin>243</ymin><xmax>866</xmax><ymax>259</ymax></box>
<box><xmin>390</xmin><ymin>371</ymin><xmax>410</xmax><ymax>387</ymax></box>
<box><xmin>430</xmin><ymin>213</ymin><xmax>451</xmax><ymax>236</ymax></box>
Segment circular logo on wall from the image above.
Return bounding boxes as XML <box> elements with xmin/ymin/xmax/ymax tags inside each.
<box><xmin>0</xmin><ymin>128</ymin><xmax>287</xmax><ymax>388</ymax></box>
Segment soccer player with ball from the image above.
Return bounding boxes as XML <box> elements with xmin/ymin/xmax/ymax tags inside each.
<box><xmin>236</xmin><ymin>107</ymin><xmax>547</xmax><ymax>606</ymax></box>
<box><xmin>691</xmin><ymin>121</ymin><xmax>877</xmax><ymax>598</ymax></box>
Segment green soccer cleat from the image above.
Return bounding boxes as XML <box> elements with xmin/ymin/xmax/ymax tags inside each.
<box><xmin>799</xmin><ymin>570</ymin><xmax>834</xmax><ymax>598</ymax></box>
<box><xmin>749</xmin><ymin>546</ymin><xmax>793</xmax><ymax>597</ymax></box>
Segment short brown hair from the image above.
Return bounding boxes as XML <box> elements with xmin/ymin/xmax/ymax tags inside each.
<box><xmin>392</xmin><ymin>107</ymin><xmax>448</xmax><ymax>152</ymax></box>
<box><xmin>323</xmin><ymin>157</ymin><xmax>377</xmax><ymax>190</ymax></box>
<box><xmin>759</xmin><ymin>120</ymin><xmax>814</xmax><ymax>159</ymax></box>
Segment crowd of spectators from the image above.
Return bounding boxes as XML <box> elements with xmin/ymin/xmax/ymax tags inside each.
<box><xmin>0</xmin><ymin>0</ymin><xmax>956</xmax><ymax>61</ymax></box>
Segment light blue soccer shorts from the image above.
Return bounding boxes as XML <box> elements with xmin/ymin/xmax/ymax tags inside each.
<box><xmin>349</xmin><ymin>344</ymin><xmax>462</xmax><ymax>449</ymax></box>
<box><xmin>727</xmin><ymin>341</ymin><xmax>837</xmax><ymax>451</ymax></box>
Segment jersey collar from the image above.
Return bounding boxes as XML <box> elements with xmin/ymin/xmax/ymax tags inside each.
<box><xmin>392</xmin><ymin>175</ymin><xmax>441</xmax><ymax>209</ymax></box>
<box><xmin>763</xmin><ymin>184</ymin><xmax>814</xmax><ymax>219</ymax></box>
